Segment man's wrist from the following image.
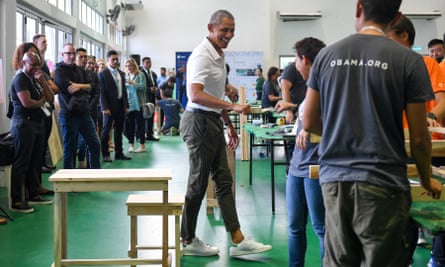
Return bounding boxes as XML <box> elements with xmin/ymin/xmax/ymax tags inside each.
<box><xmin>427</xmin><ymin>112</ymin><xmax>437</xmax><ymax>121</ymax></box>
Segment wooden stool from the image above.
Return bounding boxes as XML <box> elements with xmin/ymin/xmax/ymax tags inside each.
<box><xmin>126</xmin><ymin>194</ymin><xmax>184</xmax><ymax>267</ymax></box>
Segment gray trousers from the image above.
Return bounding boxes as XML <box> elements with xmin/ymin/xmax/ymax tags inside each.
<box><xmin>180</xmin><ymin>110</ymin><xmax>240</xmax><ymax>241</ymax></box>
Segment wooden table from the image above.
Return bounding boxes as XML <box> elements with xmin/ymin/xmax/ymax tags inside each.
<box><xmin>49</xmin><ymin>168</ymin><xmax>172</xmax><ymax>267</ymax></box>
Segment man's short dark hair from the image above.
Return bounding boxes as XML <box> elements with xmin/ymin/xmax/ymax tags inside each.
<box><xmin>428</xmin><ymin>39</ymin><xmax>445</xmax><ymax>48</ymax></box>
<box><xmin>361</xmin><ymin>0</ymin><xmax>401</xmax><ymax>25</ymax></box>
<box><xmin>32</xmin><ymin>34</ymin><xmax>45</xmax><ymax>42</ymax></box>
<box><xmin>294</xmin><ymin>37</ymin><xmax>326</xmax><ymax>64</ymax></box>
<box><xmin>164</xmin><ymin>88</ymin><xmax>173</xmax><ymax>98</ymax></box>
<box><xmin>106</xmin><ymin>50</ymin><xmax>118</xmax><ymax>58</ymax></box>
<box><xmin>142</xmin><ymin>57</ymin><xmax>151</xmax><ymax>63</ymax></box>
<box><xmin>76</xmin><ymin>47</ymin><xmax>87</xmax><ymax>53</ymax></box>
<box><xmin>209</xmin><ymin>9</ymin><xmax>234</xmax><ymax>25</ymax></box>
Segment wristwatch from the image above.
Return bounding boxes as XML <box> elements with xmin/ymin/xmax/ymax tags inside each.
<box><xmin>427</xmin><ymin>112</ymin><xmax>437</xmax><ymax>121</ymax></box>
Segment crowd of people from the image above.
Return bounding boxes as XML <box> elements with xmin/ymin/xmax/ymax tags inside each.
<box><xmin>6</xmin><ymin>35</ymin><xmax>186</xmax><ymax>215</ymax></box>
<box><xmin>3</xmin><ymin>1</ymin><xmax>445</xmax><ymax>266</ymax></box>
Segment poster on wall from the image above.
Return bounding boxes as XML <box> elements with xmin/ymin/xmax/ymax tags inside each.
<box><xmin>225</xmin><ymin>51</ymin><xmax>263</xmax><ymax>102</ymax></box>
<box><xmin>175</xmin><ymin>52</ymin><xmax>191</xmax><ymax>107</ymax></box>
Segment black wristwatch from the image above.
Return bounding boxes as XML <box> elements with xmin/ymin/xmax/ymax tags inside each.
<box><xmin>427</xmin><ymin>112</ymin><xmax>438</xmax><ymax>121</ymax></box>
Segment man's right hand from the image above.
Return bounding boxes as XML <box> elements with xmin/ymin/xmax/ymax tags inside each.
<box><xmin>422</xmin><ymin>178</ymin><xmax>443</xmax><ymax>199</ymax></box>
<box><xmin>103</xmin><ymin>109</ymin><xmax>111</xmax><ymax>116</ymax></box>
<box><xmin>232</xmin><ymin>104</ymin><xmax>251</xmax><ymax>115</ymax></box>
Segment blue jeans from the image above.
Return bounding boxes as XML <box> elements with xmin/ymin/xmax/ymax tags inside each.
<box><xmin>286</xmin><ymin>175</ymin><xmax>325</xmax><ymax>267</ymax></box>
<box><xmin>59</xmin><ymin>114</ymin><xmax>101</xmax><ymax>169</ymax></box>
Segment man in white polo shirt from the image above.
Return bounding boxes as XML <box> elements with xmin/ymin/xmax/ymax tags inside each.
<box><xmin>180</xmin><ymin>9</ymin><xmax>272</xmax><ymax>258</ymax></box>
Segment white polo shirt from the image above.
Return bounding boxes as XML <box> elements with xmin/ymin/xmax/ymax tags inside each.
<box><xmin>186</xmin><ymin>37</ymin><xmax>226</xmax><ymax>113</ymax></box>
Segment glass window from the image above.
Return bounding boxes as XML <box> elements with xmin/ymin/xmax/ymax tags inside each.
<box><xmin>58</xmin><ymin>0</ymin><xmax>65</xmax><ymax>12</ymax></box>
<box><xmin>45</xmin><ymin>25</ymin><xmax>57</xmax><ymax>73</ymax></box>
<box><xmin>65</xmin><ymin>0</ymin><xmax>72</xmax><ymax>15</ymax></box>
<box><xmin>25</xmin><ymin>16</ymin><xmax>37</xmax><ymax>42</ymax></box>
<box><xmin>98</xmin><ymin>16</ymin><xmax>103</xmax><ymax>34</ymax></box>
<box><xmin>86</xmin><ymin>5</ymin><xmax>92</xmax><ymax>27</ymax></box>
<box><xmin>16</xmin><ymin>12</ymin><xmax>23</xmax><ymax>47</ymax></box>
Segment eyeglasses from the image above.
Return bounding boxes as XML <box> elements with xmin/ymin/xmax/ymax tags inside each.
<box><xmin>63</xmin><ymin>52</ymin><xmax>76</xmax><ymax>55</ymax></box>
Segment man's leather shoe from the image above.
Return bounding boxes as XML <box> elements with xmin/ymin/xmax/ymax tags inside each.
<box><xmin>103</xmin><ymin>156</ymin><xmax>112</xmax><ymax>162</ymax></box>
<box><xmin>146</xmin><ymin>135</ymin><xmax>160</xmax><ymax>141</ymax></box>
<box><xmin>39</xmin><ymin>187</ymin><xmax>54</xmax><ymax>196</ymax></box>
<box><xmin>115</xmin><ymin>154</ymin><xmax>132</xmax><ymax>160</ymax></box>
<box><xmin>41</xmin><ymin>166</ymin><xmax>52</xmax><ymax>173</ymax></box>
<box><xmin>45</xmin><ymin>165</ymin><xmax>56</xmax><ymax>170</ymax></box>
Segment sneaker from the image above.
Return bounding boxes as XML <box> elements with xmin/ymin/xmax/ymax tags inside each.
<box><xmin>229</xmin><ymin>237</ymin><xmax>272</xmax><ymax>257</ymax></box>
<box><xmin>182</xmin><ymin>237</ymin><xmax>219</xmax><ymax>256</ymax></box>
<box><xmin>11</xmin><ymin>202</ymin><xmax>34</xmax><ymax>213</ymax></box>
<box><xmin>28</xmin><ymin>196</ymin><xmax>53</xmax><ymax>205</ymax></box>
<box><xmin>171</xmin><ymin>127</ymin><xmax>179</xmax><ymax>136</ymax></box>
<box><xmin>417</xmin><ymin>236</ymin><xmax>428</xmax><ymax>247</ymax></box>
<box><xmin>134</xmin><ymin>147</ymin><xmax>147</xmax><ymax>153</ymax></box>
<box><xmin>128</xmin><ymin>146</ymin><xmax>134</xmax><ymax>153</ymax></box>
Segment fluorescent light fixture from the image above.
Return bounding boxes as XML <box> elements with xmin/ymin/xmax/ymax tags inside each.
<box><xmin>277</xmin><ymin>11</ymin><xmax>322</xmax><ymax>22</ymax></box>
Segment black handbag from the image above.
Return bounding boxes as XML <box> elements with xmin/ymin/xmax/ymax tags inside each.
<box><xmin>0</xmin><ymin>132</ymin><xmax>14</xmax><ymax>166</ymax></box>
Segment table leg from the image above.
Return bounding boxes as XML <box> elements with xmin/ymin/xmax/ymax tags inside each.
<box><xmin>162</xmin><ymin>190</ymin><xmax>168</xmax><ymax>267</ymax></box>
<box><xmin>271</xmin><ymin>141</ymin><xmax>275</xmax><ymax>213</ymax></box>
<box><xmin>53</xmin><ymin>192</ymin><xmax>67</xmax><ymax>267</ymax></box>
<box><xmin>249</xmin><ymin>133</ymin><xmax>253</xmax><ymax>185</ymax></box>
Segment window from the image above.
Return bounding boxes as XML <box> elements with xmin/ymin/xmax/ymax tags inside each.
<box><xmin>47</xmin><ymin>0</ymin><xmax>72</xmax><ymax>15</ymax></box>
<box><xmin>45</xmin><ymin>25</ymin><xmax>57</xmax><ymax>72</ymax></box>
<box><xmin>79</xmin><ymin>0</ymin><xmax>104</xmax><ymax>34</ymax></box>
<box><xmin>16</xmin><ymin>12</ymin><xmax>23</xmax><ymax>46</ymax></box>
<box><xmin>80</xmin><ymin>35</ymin><xmax>104</xmax><ymax>59</ymax></box>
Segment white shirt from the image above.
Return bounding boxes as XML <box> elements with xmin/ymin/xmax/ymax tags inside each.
<box><xmin>109</xmin><ymin>66</ymin><xmax>122</xmax><ymax>99</ymax></box>
<box><xmin>186</xmin><ymin>37</ymin><xmax>226</xmax><ymax>113</ymax></box>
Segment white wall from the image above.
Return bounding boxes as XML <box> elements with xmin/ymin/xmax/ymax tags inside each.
<box><xmin>126</xmin><ymin>0</ymin><xmax>445</xmax><ymax>72</ymax></box>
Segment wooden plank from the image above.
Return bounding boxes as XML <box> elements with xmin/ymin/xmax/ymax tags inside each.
<box><xmin>48</xmin><ymin>112</ymin><xmax>63</xmax><ymax>165</ymax></box>
<box><xmin>49</xmin><ymin>168</ymin><xmax>172</xmax><ymax>181</ymax></box>
<box><xmin>239</xmin><ymin>86</ymin><xmax>250</xmax><ymax>161</ymax></box>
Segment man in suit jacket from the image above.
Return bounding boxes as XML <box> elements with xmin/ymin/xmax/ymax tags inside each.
<box><xmin>140</xmin><ymin>56</ymin><xmax>160</xmax><ymax>141</ymax></box>
<box><xmin>99</xmin><ymin>50</ymin><xmax>131</xmax><ymax>162</ymax></box>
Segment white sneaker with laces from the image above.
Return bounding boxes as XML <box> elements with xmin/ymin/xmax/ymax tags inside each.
<box><xmin>182</xmin><ymin>237</ymin><xmax>219</xmax><ymax>256</ymax></box>
<box><xmin>229</xmin><ymin>237</ymin><xmax>272</xmax><ymax>257</ymax></box>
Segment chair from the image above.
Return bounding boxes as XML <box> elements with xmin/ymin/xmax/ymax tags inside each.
<box><xmin>126</xmin><ymin>194</ymin><xmax>184</xmax><ymax>267</ymax></box>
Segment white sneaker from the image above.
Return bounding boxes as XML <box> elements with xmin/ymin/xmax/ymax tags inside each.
<box><xmin>128</xmin><ymin>146</ymin><xmax>134</xmax><ymax>153</ymax></box>
<box><xmin>229</xmin><ymin>237</ymin><xmax>272</xmax><ymax>257</ymax></box>
<box><xmin>182</xmin><ymin>237</ymin><xmax>219</xmax><ymax>256</ymax></box>
<box><xmin>134</xmin><ymin>147</ymin><xmax>146</xmax><ymax>153</ymax></box>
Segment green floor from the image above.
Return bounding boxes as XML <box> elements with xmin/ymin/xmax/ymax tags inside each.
<box><xmin>0</xmin><ymin>135</ymin><xmax>433</xmax><ymax>267</ymax></box>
